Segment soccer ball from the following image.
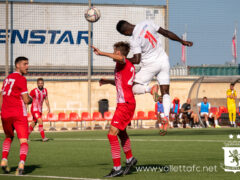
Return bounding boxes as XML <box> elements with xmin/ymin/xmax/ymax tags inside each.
<box><xmin>84</xmin><ymin>7</ymin><xmax>101</xmax><ymax>23</ymax></box>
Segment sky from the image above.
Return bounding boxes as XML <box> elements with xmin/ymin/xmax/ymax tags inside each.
<box><xmin>168</xmin><ymin>0</ymin><xmax>240</xmax><ymax>66</ymax></box>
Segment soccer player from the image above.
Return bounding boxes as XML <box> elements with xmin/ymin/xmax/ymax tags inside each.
<box><xmin>28</xmin><ymin>78</ymin><xmax>50</xmax><ymax>141</ymax></box>
<box><xmin>197</xmin><ymin>97</ymin><xmax>221</xmax><ymax>128</ymax></box>
<box><xmin>92</xmin><ymin>42</ymin><xmax>137</xmax><ymax>177</ymax></box>
<box><xmin>0</xmin><ymin>56</ymin><xmax>32</xmax><ymax>175</ymax></box>
<box><xmin>116</xmin><ymin>20</ymin><xmax>193</xmax><ymax>131</ymax></box>
<box><xmin>226</xmin><ymin>83</ymin><xmax>237</xmax><ymax>127</ymax></box>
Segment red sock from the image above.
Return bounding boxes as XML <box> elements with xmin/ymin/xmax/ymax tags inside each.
<box><xmin>2</xmin><ymin>138</ymin><xmax>12</xmax><ymax>159</ymax></box>
<box><xmin>28</xmin><ymin>126</ymin><xmax>34</xmax><ymax>135</ymax></box>
<box><xmin>20</xmin><ymin>143</ymin><xmax>28</xmax><ymax>162</ymax></box>
<box><xmin>107</xmin><ymin>134</ymin><xmax>121</xmax><ymax>167</ymax></box>
<box><xmin>38</xmin><ymin>125</ymin><xmax>45</xmax><ymax>139</ymax></box>
<box><xmin>163</xmin><ymin>122</ymin><xmax>168</xmax><ymax>131</ymax></box>
<box><xmin>118</xmin><ymin>131</ymin><xmax>133</xmax><ymax>160</ymax></box>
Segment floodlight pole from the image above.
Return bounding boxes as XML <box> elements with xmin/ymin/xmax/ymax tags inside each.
<box><xmin>5</xmin><ymin>0</ymin><xmax>9</xmax><ymax>77</ymax></box>
<box><xmin>88</xmin><ymin>0</ymin><xmax>92</xmax><ymax>114</ymax></box>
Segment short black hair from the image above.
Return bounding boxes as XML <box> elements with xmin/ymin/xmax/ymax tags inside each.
<box><xmin>203</xmin><ymin>97</ymin><xmax>207</xmax><ymax>100</ymax></box>
<box><xmin>15</xmin><ymin>56</ymin><xmax>28</xmax><ymax>67</ymax></box>
<box><xmin>113</xmin><ymin>41</ymin><xmax>130</xmax><ymax>57</ymax></box>
<box><xmin>116</xmin><ymin>20</ymin><xmax>129</xmax><ymax>34</ymax></box>
<box><xmin>37</xmin><ymin>78</ymin><xmax>44</xmax><ymax>82</ymax></box>
<box><xmin>230</xmin><ymin>83</ymin><xmax>235</xmax><ymax>86</ymax></box>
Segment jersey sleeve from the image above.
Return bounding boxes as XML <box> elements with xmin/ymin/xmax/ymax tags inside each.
<box><xmin>208</xmin><ymin>103</ymin><xmax>211</xmax><ymax>109</ymax></box>
<box><xmin>149</xmin><ymin>20</ymin><xmax>160</xmax><ymax>32</ymax></box>
<box><xmin>30</xmin><ymin>89</ymin><xmax>35</xmax><ymax>98</ymax></box>
<box><xmin>19</xmin><ymin>77</ymin><xmax>28</xmax><ymax>95</ymax></box>
<box><xmin>130</xmin><ymin>36</ymin><xmax>142</xmax><ymax>55</ymax></box>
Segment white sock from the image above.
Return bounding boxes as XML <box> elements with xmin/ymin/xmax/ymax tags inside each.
<box><xmin>113</xmin><ymin>166</ymin><xmax>121</xmax><ymax>171</ymax></box>
<box><xmin>163</xmin><ymin>94</ymin><xmax>171</xmax><ymax>117</ymax></box>
<box><xmin>186</xmin><ymin>123</ymin><xmax>190</xmax><ymax>127</ymax></box>
<box><xmin>170</xmin><ymin>121</ymin><xmax>173</xmax><ymax>127</ymax></box>
<box><xmin>233</xmin><ymin>121</ymin><xmax>236</xmax><ymax>125</ymax></box>
<box><xmin>206</xmin><ymin>121</ymin><xmax>210</xmax><ymax>126</ymax></box>
<box><xmin>158</xmin><ymin>123</ymin><xmax>162</xmax><ymax>128</ymax></box>
<box><xmin>214</xmin><ymin>120</ymin><xmax>219</xmax><ymax>126</ymax></box>
<box><xmin>230</xmin><ymin>121</ymin><xmax>233</xmax><ymax>125</ymax></box>
<box><xmin>126</xmin><ymin>157</ymin><xmax>133</xmax><ymax>163</ymax></box>
<box><xmin>132</xmin><ymin>84</ymin><xmax>151</xmax><ymax>95</ymax></box>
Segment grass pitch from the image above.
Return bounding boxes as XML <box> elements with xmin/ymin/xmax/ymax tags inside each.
<box><xmin>0</xmin><ymin>128</ymin><xmax>240</xmax><ymax>180</ymax></box>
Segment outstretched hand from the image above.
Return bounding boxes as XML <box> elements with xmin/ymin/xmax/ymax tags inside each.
<box><xmin>99</xmin><ymin>78</ymin><xmax>108</xmax><ymax>86</ymax></box>
<box><xmin>91</xmin><ymin>45</ymin><xmax>102</xmax><ymax>55</ymax></box>
<box><xmin>182</xmin><ymin>41</ymin><xmax>193</xmax><ymax>47</ymax></box>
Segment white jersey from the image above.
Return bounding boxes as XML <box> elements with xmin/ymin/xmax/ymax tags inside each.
<box><xmin>130</xmin><ymin>20</ymin><xmax>165</xmax><ymax>65</ymax></box>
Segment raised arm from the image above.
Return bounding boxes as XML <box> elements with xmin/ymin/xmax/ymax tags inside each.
<box><xmin>91</xmin><ymin>46</ymin><xmax>125</xmax><ymax>64</ymax></box>
<box><xmin>158</xmin><ymin>27</ymin><xmax>193</xmax><ymax>47</ymax></box>
<box><xmin>128</xmin><ymin>54</ymin><xmax>141</xmax><ymax>65</ymax></box>
<box><xmin>99</xmin><ymin>78</ymin><xmax>115</xmax><ymax>86</ymax></box>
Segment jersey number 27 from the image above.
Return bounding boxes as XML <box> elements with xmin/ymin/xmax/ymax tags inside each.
<box><xmin>2</xmin><ymin>78</ymin><xmax>15</xmax><ymax>96</ymax></box>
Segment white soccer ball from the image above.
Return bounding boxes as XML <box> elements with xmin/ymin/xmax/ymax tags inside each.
<box><xmin>84</xmin><ymin>7</ymin><xmax>101</xmax><ymax>23</ymax></box>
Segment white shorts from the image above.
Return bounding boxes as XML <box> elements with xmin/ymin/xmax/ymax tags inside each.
<box><xmin>134</xmin><ymin>53</ymin><xmax>170</xmax><ymax>85</ymax></box>
<box><xmin>200</xmin><ymin>112</ymin><xmax>213</xmax><ymax>118</ymax></box>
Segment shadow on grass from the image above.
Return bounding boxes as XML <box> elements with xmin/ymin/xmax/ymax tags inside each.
<box><xmin>129</xmin><ymin>128</ymin><xmax>238</xmax><ymax>137</ymax></box>
<box><xmin>10</xmin><ymin>164</ymin><xmax>41</xmax><ymax>174</ymax></box>
<box><xmin>29</xmin><ymin>138</ymin><xmax>54</xmax><ymax>142</ymax></box>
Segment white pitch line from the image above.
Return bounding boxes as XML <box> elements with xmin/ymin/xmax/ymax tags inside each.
<box><xmin>51</xmin><ymin>138</ymin><xmax>226</xmax><ymax>143</ymax></box>
<box><xmin>0</xmin><ymin>174</ymin><xmax>105</xmax><ymax>180</ymax></box>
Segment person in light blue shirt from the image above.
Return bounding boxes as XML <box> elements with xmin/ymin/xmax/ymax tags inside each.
<box><xmin>197</xmin><ymin>97</ymin><xmax>220</xmax><ymax>128</ymax></box>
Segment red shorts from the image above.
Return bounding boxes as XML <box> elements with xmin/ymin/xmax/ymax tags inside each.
<box><xmin>111</xmin><ymin>103</ymin><xmax>136</xmax><ymax>131</ymax></box>
<box><xmin>31</xmin><ymin>111</ymin><xmax>42</xmax><ymax>122</ymax></box>
<box><xmin>1</xmin><ymin>116</ymin><xmax>28</xmax><ymax>139</ymax></box>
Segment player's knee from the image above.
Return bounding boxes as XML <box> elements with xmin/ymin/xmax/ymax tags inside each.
<box><xmin>19</xmin><ymin>138</ymin><xmax>28</xmax><ymax>144</ymax></box>
<box><xmin>132</xmin><ymin>84</ymin><xmax>146</xmax><ymax>95</ymax></box>
<box><xmin>108</xmin><ymin>125</ymin><xmax>119</xmax><ymax>136</ymax></box>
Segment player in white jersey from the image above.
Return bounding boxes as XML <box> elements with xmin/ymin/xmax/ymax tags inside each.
<box><xmin>116</xmin><ymin>20</ymin><xmax>193</xmax><ymax>133</ymax></box>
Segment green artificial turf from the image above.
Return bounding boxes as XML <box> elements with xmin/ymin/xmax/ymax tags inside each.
<box><xmin>0</xmin><ymin>128</ymin><xmax>240</xmax><ymax>180</ymax></box>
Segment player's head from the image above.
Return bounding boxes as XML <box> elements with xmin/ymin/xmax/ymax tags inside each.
<box><xmin>203</xmin><ymin>97</ymin><xmax>208</xmax><ymax>103</ymax></box>
<box><xmin>174</xmin><ymin>98</ymin><xmax>179</xmax><ymax>104</ymax></box>
<box><xmin>116</xmin><ymin>20</ymin><xmax>134</xmax><ymax>36</ymax></box>
<box><xmin>187</xmin><ymin>98</ymin><xmax>191</xmax><ymax>104</ymax></box>
<box><xmin>230</xmin><ymin>83</ymin><xmax>235</xmax><ymax>90</ymax></box>
<box><xmin>37</xmin><ymin>78</ymin><xmax>44</xmax><ymax>90</ymax></box>
<box><xmin>113</xmin><ymin>41</ymin><xmax>130</xmax><ymax>57</ymax></box>
<box><xmin>15</xmin><ymin>56</ymin><xmax>29</xmax><ymax>75</ymax></box>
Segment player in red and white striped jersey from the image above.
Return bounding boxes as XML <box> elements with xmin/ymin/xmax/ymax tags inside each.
<box><xmin>0</xmin><ymin>56</ymin><xmax>32</xmax><ymax>175</ymax></box>
<box><xmin>92</xmin><ymin>42</ymin><xmax>137</xmax><ymax>177</ymax></box>
<box><xmin>28</xmin><ymin>78</ymin><xmax>50</xmax><ymax>142</ymax></box>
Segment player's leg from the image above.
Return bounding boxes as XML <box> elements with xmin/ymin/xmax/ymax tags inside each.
<box><xmin>228</xmin><ymin>104</ymin><xmax>233</xmax><ymax>126</ymax></box>
<box><xmin>1</xmin><ymin>117</ymin><xmax>14</xmax><ymax>173</ymax></box>
<box><xmin>105</xmin><ymin>125</ymin><xmax>123</xmax><ymax>177</ymax></box>
<box><xmin>29</xmin><ymin>111</ymin><xmax>38</xmax><ymax>136</ymax></box>
<box><xmin>37</xmin><ymin>116</ymin><xmax>48</xmax><ymax>141</ymax></box>
<box><xmin>132</xmin><ymin>64</ymin><xmax>160</xmax><ymax>101</ymax></box>
<box><xmin>204</xmin><ymin>114</ymin><xmax>211</xmax><ymax>127</ymax></box>
<box><xmin>118</xmin><ymin>129</ymin><xmax>137</xmax><ymax>175</ymax></box>
<box><xmin>28</xmin><ymin>121</ymin><xmax>36</xmax><ymax>136</ymax></box>
<box><xmin>232</xmin><ymin>104</ymin><xmax>237</xmax><ymax>127</ymax></box>
<box><xmin>212</xmin><ymin>113</ymin><xmax>221</xmax><ymax>128</ymax></box>
<box><xmin>14</xmin><ymin>117</ymin><xmax>29</xmax><ymax>175</ymax></box>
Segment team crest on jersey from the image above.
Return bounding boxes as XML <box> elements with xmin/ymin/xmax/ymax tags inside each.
<box><xmin>221</xmin><ymin>134</ymin><xmax>240</xmax><ymax>173</ymax></box>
